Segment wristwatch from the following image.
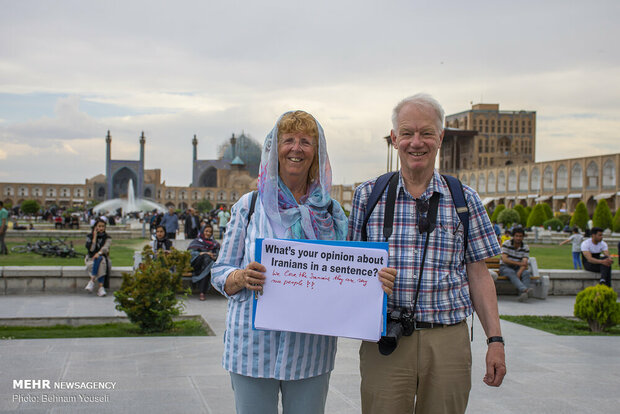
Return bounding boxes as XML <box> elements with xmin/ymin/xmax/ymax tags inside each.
<box><xmin>486</xmin><ymin>336</ymin><xmax>505</xmax><ymax>345</ymax></box>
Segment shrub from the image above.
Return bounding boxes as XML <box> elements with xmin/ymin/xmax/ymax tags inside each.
<box><xmin>114</xmin><ymin>246</ymin><xmax>192</xmax><ymax>333</ymax></box>
<box><xmin>526</xmin><ymin>204</ymin><xmax>547</xmax><ymax>227</ymax></box>
<box><xmin>592</xmin><ymin>199</ymin><xmax>613</xmax><ymax>230</ymax></box>
<box><xmin>513</xmin><ymin>204</ymin><xmax>528</xmax><ymax>226</ymax></box>
<box><xmin>574</xmin><ymin>285</ymin><xmax>620</xmax><ymax>332</ymax></box>
<box><xmin>490</xmin><ymin>204</ymin><xmax>506</xmax><ymax>223</ymax></box>
<box><xmin>542</xmin><ymin>218</ymin><xmax>563</xmax><ymax>231</ymax></box>
<box><xmin>542</xmin><ymin>203</ymin><xmax>553</xmax><ymax>220</ymax></box>
<box><xmin>557</xmin><ymin>213</ymin><xmax>571</xmax><ymax>226</ymax></box>
<box><xmin>613</xmin><ymin>209</ymin><xmax>620</xmax><ymax>233</ymax></box>
<box><xmin>570</xmin><ymin>202</ymin><xmax>589</xmax><ymax>231</ymax></box>
<box><xmin>497</xmin><ymin>208</ymin><xmax>520</xmax><ymax>228</ymax></box>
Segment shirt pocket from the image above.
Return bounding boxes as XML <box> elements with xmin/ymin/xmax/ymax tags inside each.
<box><xmin>429</xmin><ymin>222</ymin><xmax>465</xmax><ymax>274</ymax></box>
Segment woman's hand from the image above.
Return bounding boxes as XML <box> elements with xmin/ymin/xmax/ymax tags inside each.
<box><xmin>225</xmin><ymin>261</ymin><xmax>266</xmax><ymax>296</ymax></box>
<box><xmin>378</xmin><ymin>267</ymin><xmax>397</xmax><ymax>296</ymax></box>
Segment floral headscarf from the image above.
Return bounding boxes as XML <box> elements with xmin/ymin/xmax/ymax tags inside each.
<box><xmin>256</xmin><ymin>111</ymin><xmax>348</xmax><ymax>240</ymax></box>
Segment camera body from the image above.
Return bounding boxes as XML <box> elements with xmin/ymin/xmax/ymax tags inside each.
<box><xmin>378</xmin><ymin>308</ymin><xmax>415</xmax><ymax>355</ymax></box>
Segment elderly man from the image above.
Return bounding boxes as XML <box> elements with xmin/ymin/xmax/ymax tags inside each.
<box><xmin>581</xmin><ymin>227</ymin><xmax>613</xmax><ymax>287</ymax></box>
<box><xmin>348</xmin><ymin>93</ymin><xmax>505</xmax><ymax>413</ymax></box>
<box><xmin>160</xmin><ymin>206</ymin><xmax>179</xmax><ymax>240</ymax></box>
<box><xmin>184</xmin><ymin>208</ymin><xmax>200</xmax><ymax>240</ymax></box>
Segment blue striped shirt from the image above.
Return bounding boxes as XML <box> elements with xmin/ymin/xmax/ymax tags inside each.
<box><xmin>348</xmin><ymin>171</ymin><xmax>501</xmax><ymax>324</ymax></box>
<box><xmin>211</xmin><ymin>192</ymin><xmax>338</xmax><ymax>380</ymax></box>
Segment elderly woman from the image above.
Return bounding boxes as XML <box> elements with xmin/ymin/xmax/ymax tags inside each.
<box><xmin>212</xmin><ymin>111</ymin><xmax>395</xmax><ymax>414</ymax></box>
<box><xmin>84</xmin><ymin>218</ymin><xmax>111</xmax><ymax>297</ymax></box>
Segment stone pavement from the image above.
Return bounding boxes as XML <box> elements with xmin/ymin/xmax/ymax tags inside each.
<box><xmin>1</xmin><ymin>293</ymin><xmax>619</xmax><ymax>413</ymax></box>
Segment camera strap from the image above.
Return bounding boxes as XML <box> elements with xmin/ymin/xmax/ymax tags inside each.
<box><xmin>410</xmin><ymin>192</ymin><xmax>440</xmax><ymax>320</ymax></box>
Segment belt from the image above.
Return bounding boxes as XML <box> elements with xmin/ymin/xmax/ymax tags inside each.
<box><xmin>413</xmin><ymin>320</ymin><xmax>463</xmax><ymax>330</ymax></box>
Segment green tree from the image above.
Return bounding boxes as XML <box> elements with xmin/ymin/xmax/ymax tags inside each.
<box><xmin>497</xmin><ymin>208</ymin><xmax>520</xmax><ymax>228</ymax></box>
<box><xmin>490</xmin><ymin>204</ymin><xmax>506</xmax><ymax>223</ymax></box>
<box><xmin>513</xmin><ymin>204</ymin><xmax>528</xmax><ymax>226</ymax></box>
<box><xmin>613</xmin><ymin>209</ymin><xmax>620</xmax><ymax>233</ymax></box>
<box><xmin>570</xmin><ymin>202</ymin><xmax>589</xmax><ymax>231</ymax></box>
<box><xmin>196</xmin><ymin>199</ymin><xmax>213</xmax><ymax>214</ymax></box>
<box><xmin>526</xmin><ymin>204</ymin><xmax>547</xmax><ymax>227</ymax></box>
<box><xmin>542</xmin><ymin>203</ymin><xmax>553</xmax><ymax>220</ymax></box>
<box><xmin>20</xmin><ymin>199</ymin><xmax>40</xmax><ymax>215</ymax></box>
<box><xmin>592</xmin><ymin>199</ymin><xmax>613</xmax><ymax>230</ymax></box>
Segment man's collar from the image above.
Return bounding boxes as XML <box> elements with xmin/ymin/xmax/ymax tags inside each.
<box><xmin>397</xmin><ymin>169</ymin><xmax>449</xmax><ymax>200</ymax></box>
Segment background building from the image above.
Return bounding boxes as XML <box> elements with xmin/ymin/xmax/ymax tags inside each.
<box><xmin>1</xmin><ymin>132</ymin><xmax>257</xmax><ymax>212</ymax></box>
<box><xmin>442</xmin><ymin>103</ymin><xmax>536</xmax><ymax>172</ymax></box>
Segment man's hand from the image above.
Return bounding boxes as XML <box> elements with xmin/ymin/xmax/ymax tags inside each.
<box><xmin>483</xmin><ymin>343</ymin><xmax>506</xmax><ymax>387</ymax></box>
<box><xmin>601</xmin><ymin>256</ymin><xmax>613</xmax><ymax>266</ymax></box>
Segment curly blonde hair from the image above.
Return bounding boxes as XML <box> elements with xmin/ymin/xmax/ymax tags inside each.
<box><xmin>277</xmin><ymin>110</ymin><xmax>319</xmax><ymax>185</ymax></box>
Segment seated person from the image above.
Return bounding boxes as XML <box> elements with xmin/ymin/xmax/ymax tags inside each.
<box><xmin>188</xmin><ymin>224</ymin><xmax>220</xmax><ymax>301</ymax></box>
<box><xmin>500</xmin><ymin>229</ymin><xmax>512</xmax><ymax>245</ymax></box>
<box><xmin>12</xmin><ymin>219</ymin><xmax>27</xmax><ymax>230</ymax></box>
<box><xmin>84</xmin><ymin>219</ymin><xmax>112</xmax><ymax>297</ymax></box>
<box><xmin>499</xmin><ymin>227</ymin><xmax>532</xmax><ymax>302</ymax></box>
<box><xmin>581</xmin><ymin>227</ymin><xmax>613</xmax><ymax>287</ymax></box>
<box><xmin>152</xmin><ymin>225</ymin><xmax>173</xmax><ymax>255</ymax></box>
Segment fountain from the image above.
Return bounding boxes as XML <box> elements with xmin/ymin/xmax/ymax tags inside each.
<box><xmin>93</xmin><ymin>179</ymin><xmax>166</xmax><ymax>216</ymax></box>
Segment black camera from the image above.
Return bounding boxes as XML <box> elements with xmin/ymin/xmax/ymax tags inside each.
<box><xmin>378</xmin><ymin>308</ymin><xmax>414</xmax><ymax>355</ymax></box>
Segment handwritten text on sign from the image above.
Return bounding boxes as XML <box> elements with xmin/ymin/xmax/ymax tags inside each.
<box><xmin>254</xmin><ymin>238</ymin><xmax>388</xmax><ymax>341</ymax></box>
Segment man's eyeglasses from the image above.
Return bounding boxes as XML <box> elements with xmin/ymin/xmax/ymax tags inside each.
<box><xmin>416</xmin><ymin>198</ymin><xmax>431</xmax><ymax>233</ymax></box>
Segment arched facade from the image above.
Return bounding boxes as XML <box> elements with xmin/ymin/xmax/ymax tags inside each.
<box><xmin>571</xmin><ymin>163</ymin><xmax>582</xmax><ymax>189</ymax></box>
<box><xmin>519</xmin><ymin>168</ymin><xmax>528</xmax><ymax>192</ymax></box>
<box><xmin>446</xmin><ymin>153</ymin><xmax>619</xmax><ymax>213</ymax></box>
<box><xmin>556</xmin><ymin>164</ymin><xmax>568</xmax><ymax>190</ymax></box>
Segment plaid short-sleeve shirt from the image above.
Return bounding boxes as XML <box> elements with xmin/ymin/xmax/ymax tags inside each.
<box><xmin>348</xmin><ymin>170</ymin><xmax>501</xmax><ymax>324</ymax></box>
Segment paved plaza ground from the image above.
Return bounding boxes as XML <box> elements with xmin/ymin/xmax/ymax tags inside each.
<box><xmin>1</xmin><ymin>293</ymin><xmax>619</xmax><ymax>413</ymax></box>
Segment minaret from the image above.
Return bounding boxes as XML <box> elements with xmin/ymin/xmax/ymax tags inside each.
<box><xmin>139</xmin><ymin>132</ymin><xmax>145</xmax><ymax>198</ymax></box>
<box><xmin>230</xmin><ymin>133</ymin><xmax>237</xmax><ymax>159</ymax></box>
<box><xmin>106</xmin><ymin>131</ymin><xmax>112</xmax><ymax>200</ymax></box>
<box><xmin>192</xmin><ymin>135</ymin><xmax>198</xmax><ymax>187</ymax></box>
<box><xmin>140</xmin><ymin>132</ymin><xmax>145</xmax><ymax>164</ymax></box>
<box><xmin>192</xmin><ymin>134</ymin><xmax>198</xmax><ymax>162</ymax></box>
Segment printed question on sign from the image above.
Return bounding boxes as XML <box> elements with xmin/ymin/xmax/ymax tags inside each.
<box><xmin>253</xmin><ymin>238</ymin><xmax>388</xmax><ymax>341</ymax></box>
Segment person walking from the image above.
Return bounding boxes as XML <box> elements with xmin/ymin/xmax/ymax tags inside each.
<box><xmin>160</xmin><ymin>206</ymin><xmax>179</xmax><ymax>240</ymax></box>
<box><xmin>560</xmin><ymin>227</ymin><xmax>584</xmax><ymax>270</ymax></box>
<box><xmin>0</xmin><ymin>201</ymin><xmax>8</xmax><ymax>254</ymax></box>
<box><xmin>217</xmin><ymin>207</ymin><xmax>230</xmax><ymax>240</ymax></box>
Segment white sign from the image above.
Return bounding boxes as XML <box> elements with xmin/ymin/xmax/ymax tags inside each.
<box><xmin>253</xmin><ymin>238</ymin><xmax>388</xmax><ymax>341</ymax></box>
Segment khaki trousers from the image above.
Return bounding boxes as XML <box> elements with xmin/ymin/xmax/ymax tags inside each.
<box><xmin>360</xmin><ymin>320</ymin><xmax>471</xmax><ymax>414</ymax></box>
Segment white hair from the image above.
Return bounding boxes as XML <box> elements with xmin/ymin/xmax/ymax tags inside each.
<box><xmin>391</xmin><ymin>93</ymin><xmax>445</xmax><ymax>133</ymax></box>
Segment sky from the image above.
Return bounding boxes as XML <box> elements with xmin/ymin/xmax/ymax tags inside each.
<box><xmin>1</xmin><ymin>0</ymin><xmax>619</xmax><ymax>187</ymax></box>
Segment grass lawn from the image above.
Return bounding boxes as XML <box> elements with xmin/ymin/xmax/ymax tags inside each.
<box><xmin>500</xmin><ymin>244</ymin><xmax>619</xmax><ymax>269</ymax></box>
<box><xmin>0</xmin><ymin>319</ymin><xmax>211</xmax><ymax>340</ymax></box>
<box><xmin>0</xmin><ymin>237</ymin><xmax>149</xmax><ymax>266</ymax></box>
<box><xmin>500</xmin><ymin>315</ymin><xmax>620</xmax><ymax>336</ymax></box>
